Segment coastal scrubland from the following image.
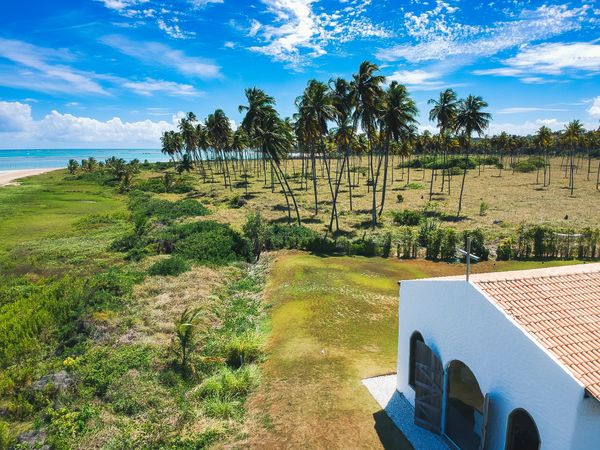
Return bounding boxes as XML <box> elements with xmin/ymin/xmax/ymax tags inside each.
<box><xmin>0</xmin><ymin>160</ymin><xmax>595</xmax><ymax>449</ymax></box>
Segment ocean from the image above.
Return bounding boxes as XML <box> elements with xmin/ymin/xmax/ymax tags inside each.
<box><xmin>0</xmin><ymin>149</ymin><xmax>168</xmax><ymax>171</ymax></box>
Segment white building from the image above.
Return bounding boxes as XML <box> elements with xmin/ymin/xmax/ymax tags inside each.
<box><xmin>396</xmin><ymin>263</ymin><xmax>600</xmax><ymax>450</ymax></box>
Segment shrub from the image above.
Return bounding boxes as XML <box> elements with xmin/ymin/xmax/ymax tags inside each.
<box><xmin>129</xmin><ymin>193</ymin><xmax>209</xmax><ymax>222</ymax></box>
<box><xmin>0</xmin><ymin>420</ymin><xmax>10</xmax><ymax>448</ymax></box>
<box><xmin>264</xmin><ymin>225</ymin><xmax>319</xmax><ymax>251</ymax></box>
<box><xmin>440</xmin><ymin>229</ymin><xmax>459</xmax><ymax>260</ymax></box>
<box><xmin>243</xmin><ymin>212</ymin><xmax>266</xmax><ymax>261</ymax></box>
<box><xmin>136</xmin><ymin>176</ymin><xmax>194</xmax><ymax>194</ymax></box>
<box><xmin>225</xmin><ymin>333</ymin><xmax>263</xmax><ymax>368</ymax></box>
<box><xmin>462</xmin><ymin>229</ymin><xmax>490</xmax><ymax>261</ymax></box>
<box><xmin>148</xmin><ymin>256</ymin><xmax>190</xmax><ymax>277</ymax></box>
<box><xmin>396</xmin><ymin>194</ymin><xmax>404</xmax><ymax>203</ymax></box>
<box><xmin>76</xmin><ymin>345</ymin><xmax>155</xmax><ymax>396</ymax></box>
<box><xmin>479</xmin><ymin>201</ymin><xmax>489</xmax><ymax>216</ymax></box>
<box><xmin>202</xmin><ymin>396</ymin><xmax>243</xmax><ymax>419</ymax></box>
<box><xmin>511</xmin><ymin>157</ymin><xmax>545</xmax><ymax>173</ymax></box>
<box><xmin>172</xmin><ymin>221</ymin><xmax>250</xmax><ymax>264</ymax></box>
<box><xmin>392</xmin><ymin>209</ymin><xmax>423</xmax><ymax>226</ymax></box>
<box><xmin>496</xmin><ymin>238</ymin><xmax>514</xmax><ymax>261</ymax></box>
<box><xmin>228</xmin><ymin>194</ymin><xmax>246</xmax><ymax>209</ymax></box>
<box><xmin>196</xmin><ymin>366</ymin><xmax>259</xmax><ymax>399</ymax></box>
<box><xmin>381</xmin><ymin>233</ymin><xmax>392</xmax><ymax>258</ymax></box>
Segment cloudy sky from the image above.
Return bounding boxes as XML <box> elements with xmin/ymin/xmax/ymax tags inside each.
<box><xmin>0</xmin><ymin>0</ymin><xmax>599</xmax><ymax>148</ymax></box>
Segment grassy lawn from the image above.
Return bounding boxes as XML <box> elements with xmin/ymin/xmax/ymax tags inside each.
<box><xmin>241</xmin><ymin>252</ymin><xmax>585</xmax><ymax>449</ymax></box>
<box><xmin>0</xmin><ymin>170</ymin><xmax>128</xmax><ymax>274</ymax></box>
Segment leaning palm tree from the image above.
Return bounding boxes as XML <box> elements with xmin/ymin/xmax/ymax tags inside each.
<box><xmin>378</xmin><ymin>81</ymin><xmax>418</xmax><ymax>217</ymax></box>
<box><xmin>563</xmin><ymin>120</ymin><xmax>584</xmax><ymax>196</ymax></box>
<box><xmin>161</xmin><ymin>130</ymin><xmax>183</xmax><ymax>167</ymax></box>
<box><xmin>454</xmin><ymin>95</ymin><xmax>491</xmax><ymax>217</ymax></box>
<box><xmin>428</xmin><ymin>89</ymin><xmax>458</xmax><ymax>198</ymax></box>
<box><xmin>240</xmin><ymin>90</ymin><xmax>300</xmax><ymax>225</ymax></box>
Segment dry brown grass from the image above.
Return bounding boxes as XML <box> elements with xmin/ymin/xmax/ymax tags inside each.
<box><xmin>130</xmin><ymin>263</ymin><xmax>225</xmax><ymax>346</ymax></box>
<box><xmin>160</xmin><ymin>156</ymin><xmax>599</xmax><ymax>240</ymax></box>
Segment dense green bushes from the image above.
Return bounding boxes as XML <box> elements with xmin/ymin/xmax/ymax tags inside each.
<box><xmin>511</xmin><ymin>157</ymin><xmax>545</xmax><ymax>173</ymax></box>
<box><xmin>148</xmin><ymin>256</ymin><xmax>190</xmax><ymax>276</ymax></box>
<box><xmin>401</xmin><ymin>156</ymin><xmax>479</xmax><ymax>170</ymax></box>
<box><xmin>497</xmin><ymin>224</ymin><xmax>600</xmax><ymax>260</ymax></box>
<box><xmin>392</xmin><ymin>209</ymin><xmax>422</xmax><ymax>226</ymax></box>
<box><xmin>129</xmin><ymin>193</ymin><xmax>209</xmax><ymax>222</ymax></box>
<box><xmin>136</xmin><ymin>175</ymin><xmax>194</xmax><ymax>194</ymax></box>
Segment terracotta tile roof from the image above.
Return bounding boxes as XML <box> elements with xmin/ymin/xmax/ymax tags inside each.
<box><xmin>473</xmin><ymin>264</ymin><xmax>600</xmax><ymax>402</ymax></box>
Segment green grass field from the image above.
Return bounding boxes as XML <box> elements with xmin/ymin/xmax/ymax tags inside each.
<box><xmin>239</xmin><ymin>252</ymin><xmax>585</xmax><ymax>449</ymax></box>
<box><xmin>0</xmin><ymin>167</ymin><xmax>593</xmax><ymax>449</ymax></box>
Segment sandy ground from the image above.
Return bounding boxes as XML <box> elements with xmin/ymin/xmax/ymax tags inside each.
<box><xmin>0</xmin><ymin>168</ymin><xmax>57</xmax><ymax>186</ymax></box>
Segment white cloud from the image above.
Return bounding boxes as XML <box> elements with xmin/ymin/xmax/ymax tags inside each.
<box><xmin>0</xmin><ymin>101</ymin><xmax>32</xmax><ymax>132</ymax></box>
<box><xmin>588</xmin><ymin>96</ymin><xmax>600</xmax><ymax>119</ymax></box>
<box><xmin>0</xmin><ymin>38</ymin><xmax>108</xmax><ymax>95</ymax></box>
<box><xmin>248</xmin><ymin>0</ymin><xmax>390</xmax><ymax>68</ymax></box>
<box><xmin>101</xmin><ymin>35</ymin><xmax>221</xmax><ymax>78</ymax></box>
<box><xmin>0</xmin><ymin>101</ymin><xmax>180</xmax><ymax>148</ymax></box>
<box><xmin>122</xmin><ymin>78</ymin><xmax>201</xmax><ymax>96</ymax></box>
<box><xmin>377</xmin><ymin>4</ymin><xmax>589</xmax><ymax>63</ymax></box>
<box><xmin>388</xmin><ymin>69</ymin><xmax>446</xmax><ymax>91</ymax></box>
<box><xmin>189</xmin><ymin>0</ymin><xmax>223</xmax><ymax>7</ymax></box>
<box><xmin>475</xmin><ymin>42</ymin><xmax>600</xmax><ymax>79</ymax></box>
<box><xmin>496</xmin><ymin>107</ymin><xmax>568</xmax><ymax>114</ymax></box>
<box><xmin>157</xmin><ymin>18</ymin><xmax>196</xmax><ymax>39</ymax></box>
<box><xmin>487</xmin><ymin>118</ymin><xmax>597</xmax><ymax>136</ymax></box>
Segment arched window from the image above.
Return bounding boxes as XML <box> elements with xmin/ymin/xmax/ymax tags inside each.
<box><xmin>445</xmin><ymin>360</ymin><xmax>484</xmax><ymax>450</ymax></box>
<box><xmin>408</xmin><ymin>331</ymin><xmax>424</xmax><ymax>388</ymax></box>
<box><xmin>505</xmin><ymin>408</ymin><xmax>540</xmax><ymax>450</ymax></box>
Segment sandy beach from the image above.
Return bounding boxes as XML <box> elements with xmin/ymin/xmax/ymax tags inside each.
<box><xmin>0</xmin><ymin>168</ymin><xmax>58</xmax><ymax>187</ymax></box>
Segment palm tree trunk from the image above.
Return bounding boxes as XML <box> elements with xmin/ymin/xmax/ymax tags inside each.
<box><xmin>328</xmin><ymin>151</ymin><xmax>347</xmax><ymax>232</ymax></box>
<box><xmin>457</xmin><ymin>138</ymin><xmax>470</xmax><ymax>217</ymax></box>
<box><xmin>378</xmin><ymin>141</ymin><xmax>391</xmax><ymax>216</ymax></box>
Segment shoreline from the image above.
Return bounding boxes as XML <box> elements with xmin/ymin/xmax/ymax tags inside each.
<box><xmin>0</xmin><ymin>168</ymin><xmax>58</xmax><ymax>187</ymax></box>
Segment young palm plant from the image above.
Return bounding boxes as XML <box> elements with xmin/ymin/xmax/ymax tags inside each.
<box><xmin>173</xmin><ymin>307</ymin><xmax>203</xmax><ymax>376</ymax></box>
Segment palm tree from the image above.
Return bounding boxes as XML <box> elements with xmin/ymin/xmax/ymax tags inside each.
<box><xmin>329</xmin><ymin>77</ymin><xmax>355</xmax><ymax>212</ymax></box>
<box><xmin>240</xmin><ymin>89</ymin><xmax>300</xmax><ymax>225</ymax></box>
<box><xmin>454</xmin><ymin>95</ymin><xmax>491</xmax><ymax>217</ymax></box>
<box><xmin>564</xmin><ymin>120</ymin><xmax>584</xmax><ymax>196</ymax></box>
<box><xmin>177</xmin><ymin>153</ymin><xmax>194</xmax><ymax>174</ymax></box>
<box><xmin>161</xmin><ymin>130</ymin><xmax>183</xmax><ymax>167</ymax></box>
<box><xmin>231</xmin><ymin>127</ymin><xmax>249</xmax><ymax>195</ymax></box>
<box><xmin>173</xmin><ymin>307</ymin><xmax>202</xmax><ymax>376</ymax></box>
<box><xmin>206</xmin><ymin>109</ymin><xmax>233</xmax><ymax>189</ymax></box>
<box><xmin>535</xmin><ymin>126</ymin><xmax>552</xmax><ymax>186</ymax></box>
<box><xmin>349</xmin><ymin>61</ymin><xmax>385</xmax><ymax>228</ymax></box>
<box><xmin>295</xmin><ymin>80</ymin><xmax>337</xmax><ymax>215</ymax></box>
<box><xmin>428</xmin><ymin>89</ymin><xmax>458</xmax><ymax>198</ymax></box>
<box><xmin>378</xmin><ymin>81</ymin><xmax>418</xmax><ymax>217</ymax></box>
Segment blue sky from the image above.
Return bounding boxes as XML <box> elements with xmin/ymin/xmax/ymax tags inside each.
<box><xmin>0</xmin><ymin>0</ymin><xmax>599</xmax><ymax>148</ymax></box>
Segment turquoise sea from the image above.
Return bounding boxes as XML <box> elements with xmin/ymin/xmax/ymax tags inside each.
<box><xmin>0</xmin><ymin>149</ymin><xmax>167</xmax><ymax>171</ymax></box>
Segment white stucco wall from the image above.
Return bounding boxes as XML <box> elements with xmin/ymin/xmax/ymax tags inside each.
<box><xmin>396</xmin><ymin>279</ymin><xmax>600</xmax><ymax>450</ymax></box>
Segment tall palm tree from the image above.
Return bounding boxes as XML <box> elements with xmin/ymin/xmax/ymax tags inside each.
<box><xmin>295</xmin><ymin>80</ymin><xmax>337</xmax><ymax>214</ymax></box>
<box><xmin>454</xmin><ymin>95</ymin><xmax>491</xmax><ymax>217</ymax></box>
<box><xmin>564</xmin><ymin>120</ymin><xmax>584</xmax><ymax>196</ymax></box>
<box><xmin>240</xmin><ymin>90</ymin><xmax>301</xmax><ymax>225</ymax></box>
<box><xmin>535</xmin><ymin>125</ymin><xmax>552</xmax><ymax>186</ymax></box>
<box><xmin>329</xmin><ymin>77</ymin><xmax>355</xmax><ymax>212</ymax></box>
<box><xmin>428</xmin><ymin>89</ymin><xmax>458</xmax><ymax>198</ymax></box>
<box><xmin>206</xmin><ymin>109</ymin><xmax>233</xmax><ymax>189</ymax></box>
<box><xmin>378</xmin><ymin>81</ymin><xmax>418</xmax><ymax>218</ymax></box>
<box><xmin>161</xmin><ymin>130</ymin><xmax>183</xmax><ymax>166</ymax></box>
<box><xmin>347</xmin><ymin>61</ymin><xmax>384</xmax><ymax>228</ymax></box>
